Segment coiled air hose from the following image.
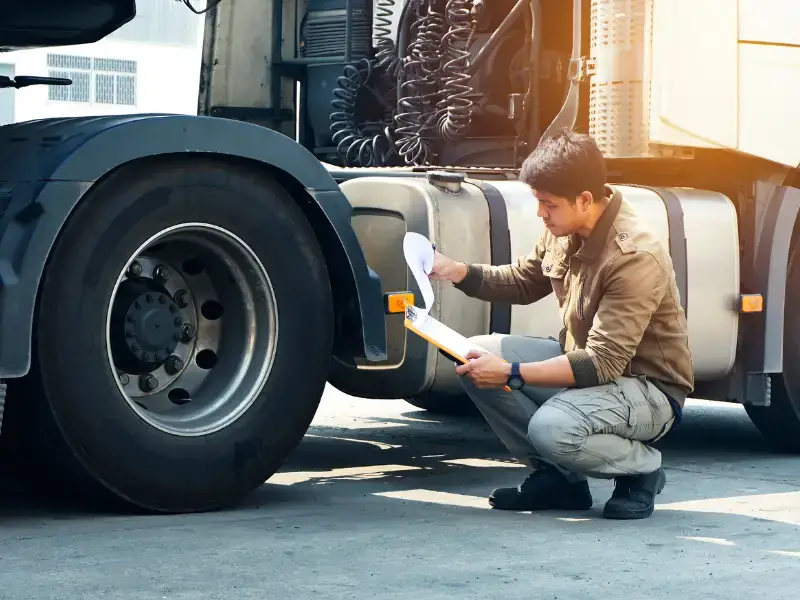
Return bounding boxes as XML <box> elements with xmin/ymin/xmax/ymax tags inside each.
<box><xmin>437</xmin><ymin>0</ymin><xmax>475</xmax><ymax>141</ymax></box>
<box><xmin>374</xmin><ymin>0</ymin><xmax>401</xmax><ymax>77</ymax></box>
<box><xmin>394</xmin><ymin>0</ymin><xmax>447</xmax><ymax>165</ymax></box>
<box><xmin>329</xmin><ymin>0</ymin><xmax>481</xmax><ymax>167</ymax></box>
<box><xmin>328</xmin><ymin>0</ymin><xmax>400</xmax><ymax>167</ymax></box>
<box><xmin>329</xmin><ymin>59</ymin><xmax>396</xmax><ymax>167</ymax></box>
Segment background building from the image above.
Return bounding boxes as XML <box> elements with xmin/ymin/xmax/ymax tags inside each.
<box><xmin>0</xmin><ymin>0</ymin><xmax>206</xmax><ymax>125</ymax></box>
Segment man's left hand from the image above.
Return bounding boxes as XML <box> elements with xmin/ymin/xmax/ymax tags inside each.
<box><xmin>456</xmin><ymin>351</ymin><xmax>511</xmax><ymax>388</ymax></box>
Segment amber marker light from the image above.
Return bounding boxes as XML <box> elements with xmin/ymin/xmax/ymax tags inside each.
<box><xmin>384</xmin><ymin>291</ymin><xmax>415</xmax><ymax>314</ymax></box>
<box><xmin>739</xmin><ymin>294</ymin><xmax>763</xmax><ymax>313</ymax></box>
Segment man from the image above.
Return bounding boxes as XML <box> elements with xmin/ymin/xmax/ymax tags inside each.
<box><xmin>429</xmin><ymin>128</ymin><xmax>693</xmax><ymax>520</ymax></box>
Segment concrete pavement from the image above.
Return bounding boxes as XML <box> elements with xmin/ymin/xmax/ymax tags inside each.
<box><xmin>1</xmin><ymin>386</ymin><xmax>799</xmax><ymax>599</ymax></box>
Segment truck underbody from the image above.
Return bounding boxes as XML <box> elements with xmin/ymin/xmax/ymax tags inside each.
<box><xmin>0</xmin><ymin>0</ymin><xmax>798</xmax><ymax>513</ymax></box>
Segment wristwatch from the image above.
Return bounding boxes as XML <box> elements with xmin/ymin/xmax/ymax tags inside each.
<box><xmin>507</xmin><ymin>362</ymin><xmax>524</xmax><ymax>390</ymax></box>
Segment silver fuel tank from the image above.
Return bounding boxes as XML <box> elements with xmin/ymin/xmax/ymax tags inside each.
<box><xmin>329</xmin><ymin>174</ymin><xmax>740</xmax><ymax>400</ymax></box>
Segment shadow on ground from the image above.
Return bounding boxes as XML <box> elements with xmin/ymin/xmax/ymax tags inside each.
<box><xmin>1</xmin><ymin>400</ymin><xmax>799</xmax><ymax>599</ymax></box>
<box><xmin>0</xmin><ymin>399</ymin><xmax>797</xmax><ymax>519</ymax></box>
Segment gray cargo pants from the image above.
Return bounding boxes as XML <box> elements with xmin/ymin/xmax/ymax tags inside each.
<box><xmin>459</xmin><ymin>334</ymin><xmax>676</xmax><ymax>482</ymax></box>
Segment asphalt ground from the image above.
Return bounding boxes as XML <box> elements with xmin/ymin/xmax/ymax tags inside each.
<box><xmin>1</xmin><ymin>385</ymin><xmax>799</xmax><ymax>599</ymax></box>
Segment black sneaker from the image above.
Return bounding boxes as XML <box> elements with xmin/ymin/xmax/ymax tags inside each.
<box><xmin>602</xmin><ymin>467</ymin><xmax>667</xmax><ymax>520</ymax></box>
<box><xmin>489</xmin><ymin>466</ymin><xmax>593</xmax><ymax>511</ymax></box>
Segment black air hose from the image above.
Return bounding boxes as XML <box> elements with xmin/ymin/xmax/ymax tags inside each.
<box><xmin>329</xmin><ymin>59</ymin><xmax>396</xmax><ymax>166</ymax></box>
<box><xmin>393</xmin><ymin>0</ymin><xmax>433</xmax><ymax>164</ymax></box>
<box><xmin>374</xmin><ymin>0</ymin><xmax>401</xmax><ymax>77</ymax></box>
<box><xmin>437</xmin><ymin>0</ymin><xmax>475</xmax><ymax>141</ymax></box>
<box><xmin>394</xmin><ymin>0</ymin><xmax>447</xmax><ymax>165</ymax></box>
<box><xmin>332</xmin><ymin>0</ymin><xmax>479</xmax><ymax>166</ymax></box>
<box><xmin>328</xmin><ymin>0</ymin><xmax>400</xmax><ymax>167</ymax></box>
<box><xmin>415</xmin><ymin>4</ymin><xmax>448</xmax><ymax>142</ymax></box>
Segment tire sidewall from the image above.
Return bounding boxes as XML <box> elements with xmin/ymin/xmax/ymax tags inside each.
<box><xmin>36</xmin><ymin>159</ymin><xmax>333</xmax><ymax>509</ymax></box>
<box><xmin>748</xmin><ymin>239</ymin><xmax>800</xmax><ymax>452</ymax></box>
<box><xmin>781</xmin><ymin>241</ymin><xmax>800</xmax><ymax>418</ymax></box>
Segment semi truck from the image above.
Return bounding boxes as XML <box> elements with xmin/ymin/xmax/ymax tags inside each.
<box><xmin>0</xmin><ymin>0</ymin><xmax>797</xmax><ymax>513</ymax></box>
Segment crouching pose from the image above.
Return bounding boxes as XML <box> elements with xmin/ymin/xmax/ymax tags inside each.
<box><xmin>429</xmin><ymin>128</ymin><xmax>693</xmax><ymax>520</ymax></box>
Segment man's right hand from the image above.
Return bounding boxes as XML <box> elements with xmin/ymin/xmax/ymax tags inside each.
<box><xmin>429</xmin><ymin>251</ymin><xmax>468</xmax><ymax>284</ymax></box>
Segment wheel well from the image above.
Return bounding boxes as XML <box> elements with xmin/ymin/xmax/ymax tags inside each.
<box><xmin>75</xmin><ymin>152</ymin><xmax>366</xmax><ymax>362</ymax></box>
<box><xmin>249</xmin><ymin>159</ymin><xmax>368</xmax><ymax>361</ymax></box>
<box><xmin>775</xmin><ymin>203</ymin><xmax>800</xmax><ymax>388</ymax></box>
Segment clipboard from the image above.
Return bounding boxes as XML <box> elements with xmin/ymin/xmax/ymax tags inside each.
<box><xmin>403</xmin><ymin>303</ymin><xmax>512</xmax><ymax>392</ymax></box>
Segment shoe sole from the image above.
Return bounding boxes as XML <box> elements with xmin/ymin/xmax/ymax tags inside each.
<box><xmin>602</xmin><ymin>469</ymin><xmax>667</xmax><ymax>520</ymax></box>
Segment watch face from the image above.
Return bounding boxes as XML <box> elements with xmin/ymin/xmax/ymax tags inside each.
<box><xmin>509</xmin><ymin>376</ymin><xmax>524</xmax><ymax>390</ymax></box>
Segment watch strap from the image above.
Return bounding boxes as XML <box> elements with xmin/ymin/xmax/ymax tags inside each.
<box><xmin>508</xmin><ymin>362</ymin><xmax>524</xmax><ymax>390</ymax></box>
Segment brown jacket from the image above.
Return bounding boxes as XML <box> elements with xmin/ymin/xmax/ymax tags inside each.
<box><xmin>454</xmin><ymin>186</ymin><xmax>694</xmax><ymax>406</ymax></box>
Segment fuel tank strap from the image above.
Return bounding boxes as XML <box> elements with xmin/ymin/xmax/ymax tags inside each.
<box><xmin>644</xmin><ymin>186</ymin><xmax>689</xmax><ymax>317</ymax></box>
<box><xmin>470</xmin><ymin>180</ymin><xmax>512</xmax><ymax>334</ymax></box>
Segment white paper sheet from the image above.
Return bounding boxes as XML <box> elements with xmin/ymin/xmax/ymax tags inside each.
<box><xmin>403</xmin><ymin>232</ymin><xmax>435</xmax><ymax>317</ymax></box>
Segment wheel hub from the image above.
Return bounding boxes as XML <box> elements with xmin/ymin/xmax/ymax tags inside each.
<box><xmin>110</xmin><ymin>277</ymin><xmax>188</xmax><ymax>374</ymax></box>
<box><xmin>124</xmin><ymin>291</ymin><xmax>182</xmax><ymax>362</ymax></box>
<box><xmin>105</xmin><ymin>224</ymin><xmax>278</xmax><ymax>437</ymax></box>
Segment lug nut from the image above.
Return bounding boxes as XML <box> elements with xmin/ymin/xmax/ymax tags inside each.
<box><xmin>118</xmin><ymin>372</ymin><xmax>130</xmax><ymax>386</ymax></box>
<box><xmin>181</xmin><ymin>323</ymin><xmax>195</xmax><ymax>343</ymax></box>
<box><xmin>153</xmin><ymin>265</ymin><xmax>171</xmax><ymax>282</ymax></box>
<box><xmin>165</xmin><ymin>355</ymin><xmax>184</xmax><ymax>375</ymax></box>
<box><xmin>174</xmin><ymin>289</ymin><xmax>190</xmax><ymax>308</ymax></box>
<box><xmin>128</xmin><ymin>261</ymin><xmax>143</xmax><ymax>277</ymax></box>
<box><xmin>139</xmin><ymin>374</ymin><xmax>158</xmax><ymax>392</ymax></box>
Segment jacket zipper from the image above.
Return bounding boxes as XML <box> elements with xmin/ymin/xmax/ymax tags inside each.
<box><xmin>576</xmin><ymin>275</ymin><xmax>585</xmax><ymax>320</ymax></box>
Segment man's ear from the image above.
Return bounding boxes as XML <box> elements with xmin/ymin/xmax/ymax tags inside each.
<box><xmin>577</xmin><ymin>191</ymin><xmax>593</xmax><ymax>211</ymax></box>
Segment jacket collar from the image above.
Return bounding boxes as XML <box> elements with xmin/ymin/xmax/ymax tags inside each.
<box><xmin>570</xmin><ymin>185</ymin><xmax>621</xmax><ymax>262</ymax></box>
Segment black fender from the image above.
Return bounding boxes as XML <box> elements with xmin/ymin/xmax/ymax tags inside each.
<box><xmin>0</xmin><ymin>114</ymin><xmax>387</xmax><ymax>378</ymax></box>
<box><xmin>743</xmin><ymin>184</ymin><xmax>800</xmax><ymax>376</ymax></box>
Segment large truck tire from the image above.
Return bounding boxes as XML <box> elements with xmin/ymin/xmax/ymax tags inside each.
<box><xmin>744</xmin><ymin>384</ymin><xmax>800</xmax><ymax>453</ymax></box>
<box><xmin>4</xmin><ymin>156</ymin><xmax>334</xmax><ymax>512</ymax></box>
<box><xmin>744</xmin><ymin>238</ymin><xmax>800</xmax><ymax>453</ymax></box>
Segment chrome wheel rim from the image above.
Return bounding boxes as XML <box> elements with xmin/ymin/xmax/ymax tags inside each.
<box><xmin>105</xmin><ymin>223</ymin><xmax>278</xmax><ymax>436</ymax></box>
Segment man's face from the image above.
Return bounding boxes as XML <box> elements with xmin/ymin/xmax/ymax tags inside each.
<box><xmin>534</xmin><ymin>189</ymin><xmax>591</xmax><ymax>237</ymax></box>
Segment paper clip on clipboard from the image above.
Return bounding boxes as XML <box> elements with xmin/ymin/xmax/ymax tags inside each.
<box><xmin>401</xmin><ymin>302</ymin><xmax>512</xmax><ymax>392</ymax></box>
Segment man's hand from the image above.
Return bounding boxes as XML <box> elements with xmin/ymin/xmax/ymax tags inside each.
<box><xmin>456</xmin><ymin>350</ymin><xmax>511</xmax><ymax>389</ymax></box>
<box><xmin>429</xmin><ymin>251</ymin><xmax>468</xmax><ymax>284</ymax></box>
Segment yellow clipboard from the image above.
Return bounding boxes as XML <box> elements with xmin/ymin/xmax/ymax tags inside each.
<box><xmin>402</xmin><ymin>302</ymin><xmax>512</xmax><ymax>392</ymax></box>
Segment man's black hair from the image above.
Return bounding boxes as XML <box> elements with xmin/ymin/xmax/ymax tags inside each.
<box><xmin>519</xmin><ymin>127</ymin><xmax>607</xmax><ymax>203</ymax></box>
